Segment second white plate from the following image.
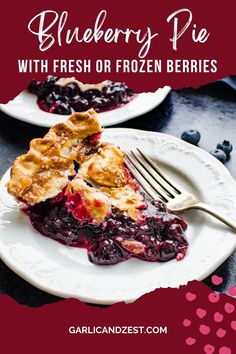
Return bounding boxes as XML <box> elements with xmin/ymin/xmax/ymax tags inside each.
<box><xmin>0</xmin><ymin>86</ymin><xmax>171</xmax><ymax>127</ymax></box>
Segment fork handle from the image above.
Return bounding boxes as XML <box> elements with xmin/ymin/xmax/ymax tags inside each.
<box><xmin>192</xmin><ymin>202</ymin><xmax>236</xmax><ymax>231</ymax></box>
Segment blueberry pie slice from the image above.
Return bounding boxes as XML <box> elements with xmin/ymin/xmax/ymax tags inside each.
<box><xmin>7</xmin><ymin>109</ymin><xmax>188</xmax><ymax>265</ymax></box>
<box><xmin>28</xmin><ymin>76</ymin><xmax>134</xmax><ymax>115</ymax></box>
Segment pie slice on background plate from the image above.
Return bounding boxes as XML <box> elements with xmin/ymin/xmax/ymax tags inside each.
<box><xmin>28</xmin><ymin>76</ymin><xmax>134</xmax><ymax>115</ymax></box>
<box><xmin>7</xmin><ymin>109</ymin><xmax>188</xmax><ymax>265</ymax></box>
<box><xmin>0</xmin><ymin>76</ymin><xmax>171</xmax><ymax>128</ymax></box>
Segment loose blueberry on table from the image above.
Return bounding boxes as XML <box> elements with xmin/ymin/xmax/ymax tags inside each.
<box><xmin>28</xmin><ymin>75</ymin><xmax>134</xmax><ymax>115</ymax></box>
<box><xmin>181</xmin><ymin>130</ymin><xmax>201</xmax><ymax>145</ymax></box>
<box><xmin>211</xmin><ymin>140</ymin><xmax>233</xmax><ymax>164</ymax></box>
<box><xmin>216</xmin><ymin>140</ymin><xmax>233</xmax><ymax>161</ymax></box>
<box><xmin>181</xmin><ymin>130</ymin><xmax>233</xmax><ymax>165</ymax></box>
<box><xmin>7</xmin><ymin>109</ymin><xmax>188</xmax><ymax>266</ymax></box>
<box><xmin>210</xmin><ymin>149</ymin><xmax>227</xmax><ymax>164</ymax></box>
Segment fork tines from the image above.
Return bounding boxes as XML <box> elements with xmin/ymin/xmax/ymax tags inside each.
<box><xmin>125</xmin><ymin>148</ymin><xmax>181</xmax><ymax>203</ymax></box>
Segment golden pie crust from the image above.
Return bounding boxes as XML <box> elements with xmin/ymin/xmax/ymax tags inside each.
<box><xmin>7</xmin><ymin>109</ymin><xmax>145</xmax><ymax>222</ymax></box>
<box><xmin>78</xmin><ymin>144</ymin><xmax>127</xmax><ymax>188</ymax></box>
<box><xmin>7</xmin><ymin>109</ymin><xmax>100</xmax><ymax>203</ymax></box>
<box><xmin>65</xmin><ymin>177</ymin><xmax>111</xmax><ymax>224</ymax></box>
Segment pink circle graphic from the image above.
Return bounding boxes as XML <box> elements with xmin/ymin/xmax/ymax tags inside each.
<box><xmin>227</xmin><ymin>286</ymin><xmax>236</xmax><ymax>297</ymax></box>
<box><xmin>224</xmin><ymin>303</ymin><xmax>235</xmax><ymax>314</ymax></box>
<box><xmin>185</xmin><ymin>337</ymin><xmax>196</xmax><ymax>345</ymax></box>
<box><xmin>212</xmin><ymin>275</ymin><xmax>223</xmax><ymax>285</ymax></box>
<box><xmin>183</xmin><ymin>319</ymin><xmax>191</xmax><ymax>327</ymax></box>
<box><xmin>196</xmin><ymin>307</ymin><xmax>207</xmax><ymax>319</ymax></box>
<box><xmin>208</xmin><ymin>292</ymin><xmax>220</xmax><ymax>303</ymax></box>
<box><xmin>219</xmin><ymin>346</ymin><xmax>231</xmax><ymax>354</ymax></box>
<box><xmin>216</xmin><ymin>328</ymin><xmax>226</xmax><ymax>338</ymax></box>
<box><xmin>186</xmin><ymin>292</ymin><xmax>197</xmax><ymax>301</ymax></box>
<box><xmin>204</xmin><ymin>344</ymin><xmax>215</xmax><ymax>354</ymax></box>
<box><xmin>214</xmin><ymin>312</ymin><xmax>224</xmax><ymax>323</ymax></box>
<box><xmin>199</xmin><ymin>324</ymin><xmax>211</xmax><ymax>335</ymax></box>
<box><xmin>231</xmin><ymin>320</ymin><xmax>236</xmax><ymax>331</ymax></box>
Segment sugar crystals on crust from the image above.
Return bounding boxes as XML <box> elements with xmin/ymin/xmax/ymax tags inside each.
<box><xmin>7</xmin><ymin>109</ymin><xmax>101</xmax><ymax>203</ymax></box>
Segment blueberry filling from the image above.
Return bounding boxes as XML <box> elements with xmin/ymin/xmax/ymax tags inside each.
<box><xmin>28</xmin><ymin>76</ymin><xmax>134</xmax><ymax>115</ymax></box>
<box><xmin>22</xmin><ymin>190</ymin><xmax>188</xmax><ymax>266</ymax></box>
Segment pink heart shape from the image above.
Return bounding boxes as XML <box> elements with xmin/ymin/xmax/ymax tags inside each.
<box><xmin>208</xmin><ymin>292</ymin><xmax>220</xmax><ymax>303</ymax></box>
<box><xmin>199</xmin><ymin>324</ymin><xmax>211</xmax><ymax>335</ymax></box>
<box><xmin>212</xmin><ymin>275</ymin><xmax>223</xmax><ymax>285</ymax></box>
<box><xmin>231</xmin><ymin>320</ymin><xmax>236</xmax><ymax>331</ymax></box>
<box><xmin>186</xmin><ymin>292</ymin><xmax>197</xmax><ymax>301</ymax></box>
<box><xmin>214</xmin><ymin>312</ymin><xmax>223</xmax><ymax>323</ymax></box>
<box><xmin>183</xmin><ymin>319</ymin><xmax>191</xmax><ymax>327</ymax></box>
<box><xmin>216</xmin><ymin>328</ymin><xmax>226</xmax><ymax>338</ymax></box>
<box><xmin>185</xmin><ymin>337</ymin><xmax>196</xmax><ymax>345</ymax></box>
<box><xmin>204</xmin><ymin>344</ymin><xmax>215</xmax><ymax>354</ymax></box>
<box><xmin>196</xmin><ymin>307</ymin><xmax>207</xmax><ymax>319</ymax></box>
<box><xmin>224</xmin><ymin>303</ymin><xmax>235</xmax><ymax>314</ymax></box>
<box><xmin>227</xmin><ymin>286</ymin><xmax>236</xmax><ymax>297</ymax></box>
<box><xmin>219</xmin><ymin>346</ymin><xmax>231</xmax><ymax>354</ymax></box>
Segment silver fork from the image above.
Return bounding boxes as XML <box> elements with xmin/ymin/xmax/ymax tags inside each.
<box><xmin>125</xmin><ymin>148</ymin><xmax>236</xmax><ymax>231</ymax></box>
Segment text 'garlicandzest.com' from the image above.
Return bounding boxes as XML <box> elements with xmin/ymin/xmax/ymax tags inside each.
<box><xmin>68</xmin><ymin>326</ymin><xmax>168</xmax><ymax>335</ymax></box>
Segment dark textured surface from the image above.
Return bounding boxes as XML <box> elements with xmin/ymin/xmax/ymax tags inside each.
<box><xmin>0</xmin><ymin>81</ymin><xmax>235</xmax><ymax>306</ymax></box>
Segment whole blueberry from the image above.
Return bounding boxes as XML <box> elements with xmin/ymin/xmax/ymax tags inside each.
<box><xmin>53</xmin><ymin>102</ymin><xmax>72</xmax><ymax>115</ymax></box>
<box><xmin>71</xmin><ymin>97</ymin><xmax>89</xmax><ymax>112</ymax></box>
<box><xmin>181</xmin><ymin>130</ymin><xmax>201</xmax><ymax>145</ymax></box>
<box><xmin>210</xmin><ymin>149</ymin><xmax>227</xmax><ymax>164</ymax></box>
<box><xmin>88</xmin><ymin>237</ymin><xmax>130</xmax><ymax>265</ymax></box>
<box><xmin>216</xmin><ymin>140</ymin><xmax>233</xmax><ymax>156</ymax></box>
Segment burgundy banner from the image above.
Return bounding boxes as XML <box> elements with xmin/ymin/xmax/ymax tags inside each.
<box><xmin>0</xmin><ymin>0</ymin><xmax>235</xmax><ymax>101</ymax></box>
<box><xmin>0</xmin><ymin>281</ymin><xmax>236</xmax><ymax>354</ymax></box>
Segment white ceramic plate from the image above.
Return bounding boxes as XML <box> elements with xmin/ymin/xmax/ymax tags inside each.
<box><xmin>0</xmin><ymin>129</ymin><xmax>236</xmax><ymax>304</ymax></box>
<box><xmin>0</xmin><ymin>86</ymin><xmax>171</xmax><ymax>128</ymax></box>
